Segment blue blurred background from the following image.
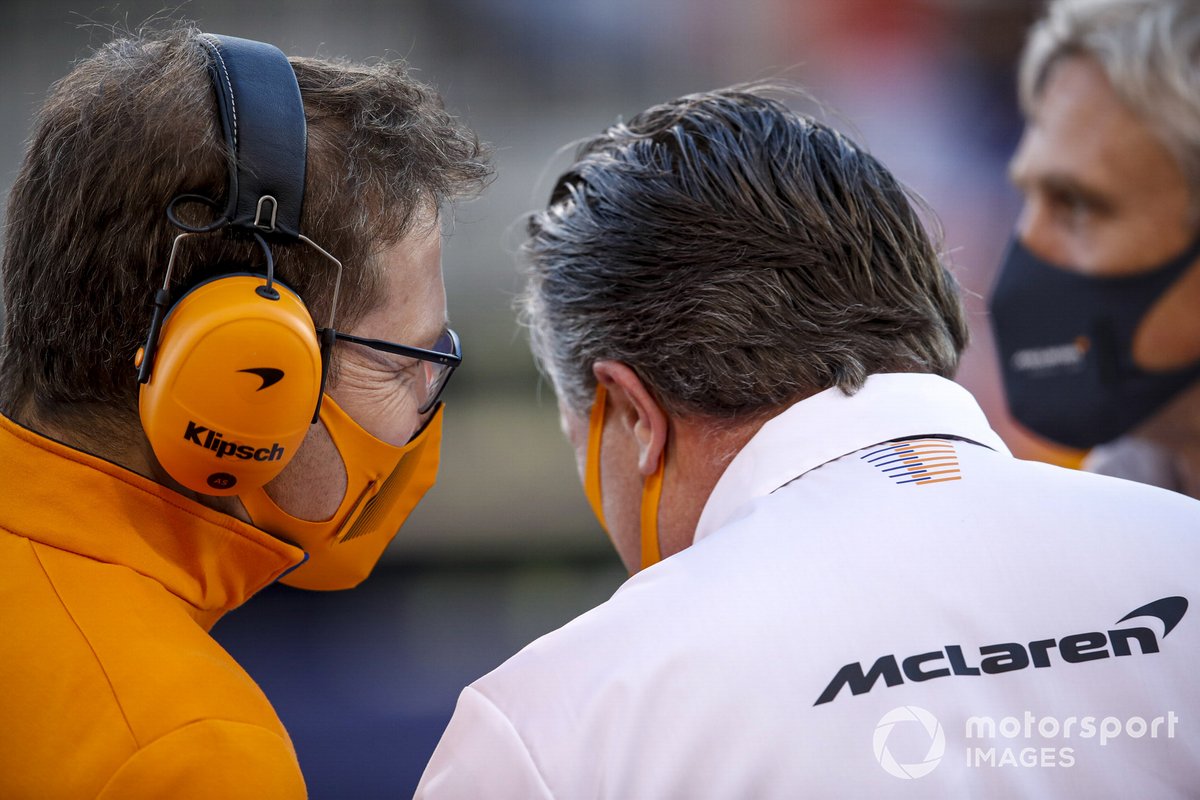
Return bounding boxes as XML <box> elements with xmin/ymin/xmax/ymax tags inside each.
<box><xmin>1</xmin><ymin>1</ymin><xmax>1080</xmax><ymax>795</ymax></box>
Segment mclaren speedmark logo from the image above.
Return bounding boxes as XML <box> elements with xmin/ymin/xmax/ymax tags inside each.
<box><xmin>815</xmin><ymin>597</ymin><xmax>1188</xmax><ymax>705</ymax></box>
<box><xmin>238</xmin><ymin>367</ymin><xmax>286</xmax><ymax>390</ymax></box>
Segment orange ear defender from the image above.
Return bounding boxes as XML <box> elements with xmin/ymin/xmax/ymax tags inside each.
<box><xmin>134</xmin><ymin>34</ymin><xmax>450</xmax><ymax>590</ymax></box>
<box><xmin>136</xmin><ymin>34</ymin><xmax>335</xmax><ymax>497</ymax></box>
<box><xmin>137</xmin><ymin>272</ymin><xmax>324</xmax><ymax>496</ymax></box>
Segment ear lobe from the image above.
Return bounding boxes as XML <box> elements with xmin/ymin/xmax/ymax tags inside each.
<box><xmin>592</xmin><ymin>360</ymin><xmax>668</xmax><ymax>477</ymax></box>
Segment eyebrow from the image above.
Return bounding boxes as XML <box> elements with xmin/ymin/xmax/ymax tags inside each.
<box><xmin>1009</xmin><ymin>167</ymin><xmax>1117</xmax><ymax>215</ymax></box>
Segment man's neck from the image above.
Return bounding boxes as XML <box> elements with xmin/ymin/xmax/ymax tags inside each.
<box><xmin>657</xmin><ymin>412</ymin><xmax>772</xmax><ymax>560</ymax></box>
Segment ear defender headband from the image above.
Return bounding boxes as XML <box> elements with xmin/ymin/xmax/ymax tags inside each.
<box><xmin>136</xmin><ymin>34</ymin><xmax>341</xmax><ymax>496</ymax></box>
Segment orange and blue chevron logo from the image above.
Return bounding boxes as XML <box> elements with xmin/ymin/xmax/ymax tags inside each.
<box><xmin>862</xmin><ymin>438</ymin><xmax>961</xmax><ymax>486</ymax></box>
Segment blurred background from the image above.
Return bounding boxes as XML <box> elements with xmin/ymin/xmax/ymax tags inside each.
<box><xmin>1</xmin><ymin>0</ymin><xmax>1083</xmax><ymax>795</ymax></box>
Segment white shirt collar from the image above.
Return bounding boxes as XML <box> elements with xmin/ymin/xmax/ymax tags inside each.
<box><xmin>693</xmin><ymin>373</ymin><xmax>1010</xmax><ymax>544</ymax></box>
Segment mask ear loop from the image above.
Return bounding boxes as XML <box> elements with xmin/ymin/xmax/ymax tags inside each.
<box><xmin>639</xmin><ymin>449</ymin><xmax>664</xmax><ymax>571</ymax></box>
<box><xmin>585</xmin><ymin>381</ymin><xmax>666</xmax><ymax>570</ymax></box>
<box><xmin>584</xmin><ymin>384</ymin><xmax>609</xmax><ymax>531</ymax></box>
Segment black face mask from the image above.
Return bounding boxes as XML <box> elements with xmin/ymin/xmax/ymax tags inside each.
<box><xmin>989</xmin><ymin>235</ymin><xmax>1200</xmax><ymax>450</ymax></box>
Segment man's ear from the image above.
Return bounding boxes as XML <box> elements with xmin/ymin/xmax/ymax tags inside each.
<box><xmin>593</xmin><ymin>360</ymin><xmax>668</xmax><ymax>477</ymax></box>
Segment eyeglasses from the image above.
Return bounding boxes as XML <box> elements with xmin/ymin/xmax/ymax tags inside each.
<box><xmin>319</xmin><ymin>327</ymin><xmax>461</xmax><ymax>415</ymax></box>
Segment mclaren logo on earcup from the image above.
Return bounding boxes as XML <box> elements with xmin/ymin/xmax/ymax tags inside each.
<box><xmin>136</xmin><ymin>274</ymin><xmax>323</xmax><ymax>496</ymax></box>
<box><xmin>239</xmin><ymin>367</ymin><xmax>286</xmax><ymax>390</ymax></box>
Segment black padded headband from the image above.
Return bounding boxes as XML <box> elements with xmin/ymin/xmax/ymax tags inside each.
<box><xmin>197</xmin><ymin>33</ymin><xmax>307</xmax><ymax>242</ymax></box>
<box><xmin>142</xmin><ymin>34</ymin><xmax>312</xmax><ymax>386</ymax></box>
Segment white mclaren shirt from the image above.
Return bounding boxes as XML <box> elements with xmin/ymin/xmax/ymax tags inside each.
<box><xmin>416</xmin><ymin>374</ymin><xmax>1200</xmax><ymax>799</ymax></box>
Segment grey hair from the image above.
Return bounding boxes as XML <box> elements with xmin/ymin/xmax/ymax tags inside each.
<box><xmin>519</xmin><ymin>85</ymin><xmax>969</xmax><ymax>419</ymax></box>
<box><xmin>1020</xmin><ymin>0</ymin><xmax>1200</xmax><ymax>199</ymax></box>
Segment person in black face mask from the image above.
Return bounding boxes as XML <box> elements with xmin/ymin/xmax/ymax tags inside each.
<box><xmin>990</xmin><ymin>0</ymin><xmax>1200</xmax><ymax>499</ymax></box>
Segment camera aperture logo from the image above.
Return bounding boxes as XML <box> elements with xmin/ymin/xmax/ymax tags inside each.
<box><xmin>873</xmin><ymin>706</ymin><xmax>945</xmax><ymax>779</ymax></box>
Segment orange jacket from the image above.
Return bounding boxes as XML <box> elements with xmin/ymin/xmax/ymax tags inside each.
<box><xmin>0</xmin><ymin>412</ymin><xmax>309</xmax><ymax>798</ymax></box>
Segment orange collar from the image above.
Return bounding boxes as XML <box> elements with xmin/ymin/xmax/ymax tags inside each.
<box><xmin>0</xmin><ymin>412</ymin><xmax>305</xmax><ymax>630</ymax></box>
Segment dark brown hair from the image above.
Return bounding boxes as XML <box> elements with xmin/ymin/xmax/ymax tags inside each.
<box><xmin>0</xmin><ymin>25</ymin><xmax>490</xmax><ymax>434</ymax></box>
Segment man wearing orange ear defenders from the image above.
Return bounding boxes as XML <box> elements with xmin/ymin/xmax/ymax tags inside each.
<box><xmin>416</xmin><ymin>86</ymin><xmax>1200</xmax><ymax>798</ymax></box>
<box><xmin>0</xmin><ymin>26</ymin><xmax>489</xmax><ymax>798</ymax></box>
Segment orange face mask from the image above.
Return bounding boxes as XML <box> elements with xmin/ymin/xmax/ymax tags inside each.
<box><xmin>583</xmin><ymin>383</ymin><xmax>665</xmax><ymax>571</ymax></box>
<box><xmin>239</xmin><ymin>395</ymin><xmax>443</xmax><ymax>590</ymax></box>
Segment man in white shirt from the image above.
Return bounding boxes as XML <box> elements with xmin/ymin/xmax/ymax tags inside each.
<box><xmin>417</xmin><ymin>85</ymin><xmax>1200</xmax><ymax>798</ymax></box>
<box><xmin>990</xmin><ymin>0</ymin><xmax>1200</xmax><ymax>498</ymax></box>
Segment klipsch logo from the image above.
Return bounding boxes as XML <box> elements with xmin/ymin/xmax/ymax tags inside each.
<box><xmin>816</xmin><ymin>597</ymin><xmax>1188</xmax><ymax>705</ymax></box>
<box><xmin>182</xmin><ymin>421</ymin><xmax>285</xmax><ymax>462</ymax></box>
